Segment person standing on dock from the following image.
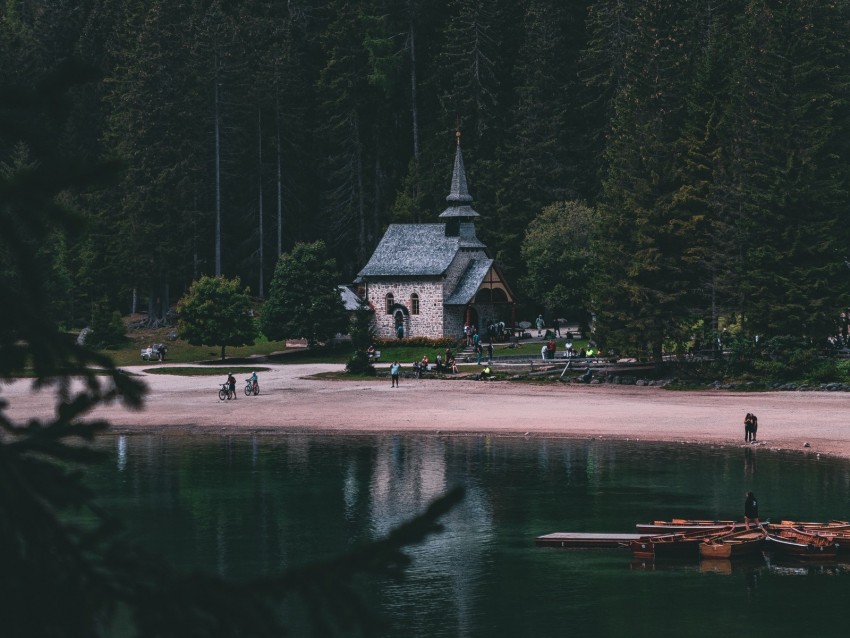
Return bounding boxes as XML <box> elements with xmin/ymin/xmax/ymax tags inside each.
<box><xmin>744</xmin><ymin>491</ymin><xmax>760</xmax><ymax>529</ymax></box>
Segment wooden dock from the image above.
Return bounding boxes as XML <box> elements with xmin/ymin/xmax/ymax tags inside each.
<box><xmin>535</xmin><ymin>532</ymin><xmax>649</xmax><ymax>548</ymax></box>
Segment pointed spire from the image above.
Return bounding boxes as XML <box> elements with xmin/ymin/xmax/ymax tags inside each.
<box><xmin>440</xmin><ymin>129</ymin><xmax>479</xmax><ymax>218</ymax></box>
<box><xmin>446</xmin><ymin>129</ymin><xmax>473</xmax><ymax>204</ymax></box>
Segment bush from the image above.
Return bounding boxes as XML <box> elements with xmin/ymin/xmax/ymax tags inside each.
<box><xmin>804</xmin><ymin>360</ymin><xmax>840</xmax><ymax>385</ymax></box>
<box><xmin>345</xmin><ymin>351</ymin><xmax>376</xmax><ymax>376</ymax></box>
<box><xmin>89</xmin><ymin>302</ymin><xmax>126</xmax><ymax>348</ymax></box>
<box><xmin>835</xmin><ymin>360</ymin><xmax>850</xmax><ymax>383</ymax></box>
<box><xmin>374</xmin><ymin>336</ymin><xmax>460</xmax><ymax>349</ymax></box>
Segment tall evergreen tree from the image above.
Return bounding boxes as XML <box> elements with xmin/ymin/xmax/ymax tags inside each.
<box><xmin>315</xmin><ymin>0</ymin><xmax>400</xmax><ymax>272</ymax></box>
<box><xmin>719</xmin><ymin>0</ymin><xmax>850</xmax><ymax>341</ymax></box>
<box><xmin>591</xmin><ymin>1</ymin><xmax>701</xmax><ymax>361</ymax></box>
<box><xmin>488</xmin><ymin>0</ymin><xmax>589</xmax><ymax>283</ymax></box>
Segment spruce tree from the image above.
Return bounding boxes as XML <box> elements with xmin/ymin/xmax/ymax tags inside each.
<box><xmin>719</xmin><ymin>0</ymin><xmax>850</xmax><ymax>342</ymax></box>
<box><xmin>592</xmin><ymin>1</ymin><xmax>700</xmax><ymax>361</ymax></box>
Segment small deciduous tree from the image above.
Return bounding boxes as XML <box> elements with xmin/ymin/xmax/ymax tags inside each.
<box><xmin>261</xmin><ymin>241</ymin><xmax>349</xmax><ymax>348</ymax></box>
<box><xmin>177</xmin><ymin>275</ymin><xmax>256</xmax><ymax>361</ymax></box>
<box><xmin>520</xmin><ymin>200</ymin><xmax>594</xmax><ymax>330</ymax></box>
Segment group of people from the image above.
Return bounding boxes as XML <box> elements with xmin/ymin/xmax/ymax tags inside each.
<box><xmin>744</xmin><ymin>413</ymin><xmax>759</xmax><ymax>442</ymax></box>
<box><xmin>536</xmin><ymin>315</ymin><xmax>564</xmax><ymax>337</ymax></box>
<box><xmin>394</xmin><ymin>349</ymin><xmax>461</xmax><ymax>386</ymax></box>
<box><xmin>540</xmin><ymin>339</ymin><xmax>594</xmax><ymax>360</ymax></box>
<box><xmin>221</xmin><ymin>371</ymin><xmax>258</xmax><ymax>399</ymax></box>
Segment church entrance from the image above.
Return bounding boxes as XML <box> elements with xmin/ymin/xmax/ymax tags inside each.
<box><xmin>394</xmin><ymin>309</ymin><xmax>406</xmax><ymax>338</ymax></box>
<box><xmin>467</xmin><ymin>307</ymin><xmax>479</xmax><ymax>332</ymax></box>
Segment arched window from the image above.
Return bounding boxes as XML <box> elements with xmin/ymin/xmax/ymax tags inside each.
<box><xmin>410</xmin><ymin>293</ymin><xmax>419</xmax><ymax>315</ymax></box>
<box><xmin>385</xmin><ymin>293</ymin><xmax>394</xmax><ymax>314</ymax></box>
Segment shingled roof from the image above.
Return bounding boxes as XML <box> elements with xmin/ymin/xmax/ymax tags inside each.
<box><xmin>357</xmin><ymin>224</ymin><xmax>458</xmax><ymax>277</ymax></box>
<box><xmin>444</xmin><ymin>258</ymin><xmax>493</xmax><ymax>305</ymax></box>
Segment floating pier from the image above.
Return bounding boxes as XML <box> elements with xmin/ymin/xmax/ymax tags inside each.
<box><xmin>534</xmin><ymin>532</ymin><xmax>650</xmax><ymax>548</ymax></box>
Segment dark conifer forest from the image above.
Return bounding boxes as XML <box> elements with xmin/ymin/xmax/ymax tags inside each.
<box><xmin>2</xmin><ymin>0</ymin><xmax>850</xmax><ymax>356</ymax></box>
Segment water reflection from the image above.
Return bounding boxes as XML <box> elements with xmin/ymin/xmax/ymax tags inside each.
<box><xmin>116</xmin><ymin>435</ymin><xmax>127</xmax><ymax>471</ymax></box>
<box><xmin>87</xmin><ymin>434</ymin><xmax>850</xmax><ymax>638</ymax></box>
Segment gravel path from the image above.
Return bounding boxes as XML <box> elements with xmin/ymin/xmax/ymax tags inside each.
<box><xmin>4</xmin><ymin>363</ymin><xmax>850</xmax><ymax>459</ymax></box>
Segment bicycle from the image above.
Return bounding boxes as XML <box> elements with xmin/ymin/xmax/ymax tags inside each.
<box><xmin>218</xmin><ymin>383</ymin><xmax>234</xmax><ymax>401</ymax></box>
<box><xmin>244</xmin><ymin>378</ymin><xmax>259</xmax><ymax>396</ymax></box>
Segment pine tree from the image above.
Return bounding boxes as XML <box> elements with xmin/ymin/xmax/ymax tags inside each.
<box><xmin>719</xmin><ymin>0</ymin><xmax>850</xmax><ymax>342</ymax></box>
<box><xmin>591</xmin><ymin>1</ymin><xmax>701</xmax><ymax>361</ymax></box>
<box><xmin>488</xmin><ymin>0</ymin><xmax>589</xmax><ymax>283</ymax></box>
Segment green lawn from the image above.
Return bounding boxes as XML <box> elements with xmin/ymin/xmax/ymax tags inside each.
<box><xmin>102</xmin><ymin>336</ymin><xmax>327</xmax><ymax>366</ymax></box>
<box><xmin>142</xmin><ymin>366</ymin><xmax>271</xmax><ymax>376</ymax></box>
<box><xmin>95</xmin><ymin>323</ymin><xmax>588</xmax><ymax>369</ymax></box>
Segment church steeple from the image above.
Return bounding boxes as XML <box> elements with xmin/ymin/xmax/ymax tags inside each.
<box><xmin>439</xmin><ymin>129</ymin><xmax>480</xmax><ymax>221</ymax></box>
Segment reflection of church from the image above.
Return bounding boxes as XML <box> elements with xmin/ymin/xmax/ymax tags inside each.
<box><xmin>355</xmin><ymin>133</ymin><xmax>516</xmax><ymax>339</ymax></box>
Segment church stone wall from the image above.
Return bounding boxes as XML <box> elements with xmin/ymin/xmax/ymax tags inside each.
<box><xmin>443</xmin><ymin>307</ymin><xmax>466</xmax><ymax>340</ymax></box>
<box><xmin>367</xmin><ymin>280</ymin><xmax>444</xmax><ymax>339</ymax></box>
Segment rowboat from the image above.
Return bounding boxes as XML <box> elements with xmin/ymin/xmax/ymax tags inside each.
<box><xmin>763</xmin><ymin>526</ymin><xmax>839</xmax><ymax>560</ymax></box>
<box><xmin>635</xmin><ymin>519</ymin><xmax>744</xmax><ymax>534</ymax></box>
<box><xmin>699</xmin><ymin>527</ymin><xmax>766</xmax><ymax>559</ymax></box>
<box><xmin>628</xmin><ymin>527</ymin><xmax>733</xmax><ymax>560</ymax></box>
<box><xmin>775</xmin><ymin>520</ymin><xmax>850</xmax><ymax>532</ymax></box>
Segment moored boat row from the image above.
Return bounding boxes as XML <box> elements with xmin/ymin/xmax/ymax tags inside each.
<box><xmin>536</xmin><ymin>517</ymin><xmax>850</xmax><ymax>563</ymax></box>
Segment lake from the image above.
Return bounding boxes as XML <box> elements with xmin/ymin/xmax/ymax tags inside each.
<box><xmin>89</xmin><ymin>433</ymin><xmax>850</xmax><ymax>637</ymax></box>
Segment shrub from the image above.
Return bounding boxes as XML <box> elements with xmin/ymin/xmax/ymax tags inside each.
<box><xmin>804</xmin><ymin>360</ymin><xmax>840</xmax><ymax>385</ymax></box>
<box><xmin>835</xmin><ymin>360</ymin><xmax>850</xmax><ymax>383</ymax></box>
<box><xmin>89</xmin><ymin>301</ymin><xmax>126</xmax><ymax>348</ymax></box>
<box><xmin>345</xmin><ymin>350</ymin><xmax>376</xmax><ymax>376</ymax></box>
<box><xmin>374</xmin><ymin>336</ymin><xmax>461</xmax><ymax>349</ymax></box>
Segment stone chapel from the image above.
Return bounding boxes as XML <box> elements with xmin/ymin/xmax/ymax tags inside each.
<box><xmin>355</xmin><ymin>132</ymin><xmax>516</xmax><ymax>339</ymax></box>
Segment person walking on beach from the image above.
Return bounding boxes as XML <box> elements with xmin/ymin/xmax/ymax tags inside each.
<box><xmin>744</xmin><ymin>491</ymin><xmax>760</xmax><ymax>529</ymax></box>
<box><xmin>390</xmin><ymin>361</ymin><xmax>401</xmax><ymax>387</ymax></box>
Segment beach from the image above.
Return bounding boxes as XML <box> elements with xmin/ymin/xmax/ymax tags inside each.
<box><xmin>4</xmin><ymin>363</ymin><xmax>850</xmax><ymax>459</ymax></box>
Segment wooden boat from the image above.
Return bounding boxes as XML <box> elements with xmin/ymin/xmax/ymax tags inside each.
<box><xmin>775</xmin><ymin>520</ymin><xmax>850</xmax><ymax>532</ymax></box>
<box><xmin>627</xmin><ymin>527</ymin><xmax>733</xmax><ymax>560</ymax></box>
<box><xmin>635</xmin><ymin>519</ymin><xmax>743</xmax><ymax>534</ymax></box>
<box><xmin>699</xmin><ymin>527</ymin><xmax>766</xmax><ymax>559</ymax></box>
<box><xmin>764</xmin><ymin>526</ymin><xmax>839</xmax><ymax>560</ymax></box>
<box><xmin>795</xmin><ymin>529</ymin><xmax>850</xmax><ymax>554</ymax></box>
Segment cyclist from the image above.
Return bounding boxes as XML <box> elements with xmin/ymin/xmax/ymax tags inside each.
<box><xmin>226</xmin><ymin>372</ymin><xmax>237</xmax><ymax>399</ymax></box>
<box><xmin>249</xmin><ymin>371</ymin><xmax>258</xmax><ymax>394</ymax></box>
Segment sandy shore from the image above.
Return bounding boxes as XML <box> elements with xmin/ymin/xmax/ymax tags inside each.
<box><xmin>4</xmin><ymin>363</ymin><xmax>850</xmax><ymax>459</ymax></box>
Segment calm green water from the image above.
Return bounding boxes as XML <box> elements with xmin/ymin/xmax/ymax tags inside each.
<box><xmin>88</xmin><ymin>434</ymin><xmax>850</xmax><ymax>637</ymax></box>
